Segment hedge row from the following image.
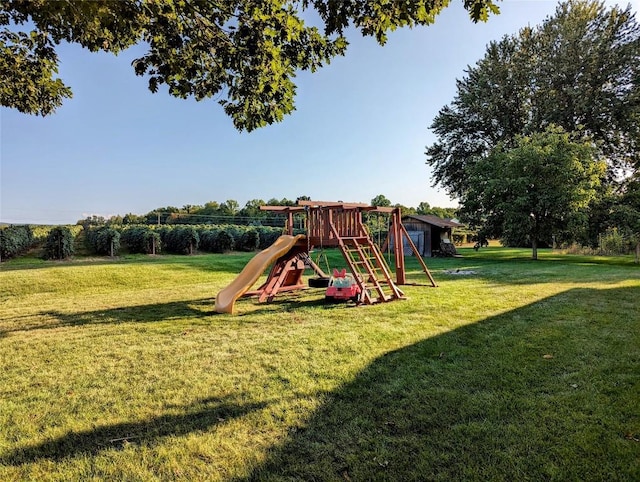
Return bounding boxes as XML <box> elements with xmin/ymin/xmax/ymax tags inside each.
<box><xmin>83</xmin><ymin>224</ymin><xmax>292</xmax><ymax>256</ymax></box>
<box><xmin>0</xmin><ymin>225</ymin><xmax>34</xmax><ymax>260</ymax></box>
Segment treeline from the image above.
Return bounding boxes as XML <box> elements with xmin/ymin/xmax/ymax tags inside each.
<box><xmin>76</xmin><ymin>195</ymin><xmax>459</xmax><ymax>228</ymax></box>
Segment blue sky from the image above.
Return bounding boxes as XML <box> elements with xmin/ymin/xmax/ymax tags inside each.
<box><xmin>1</xmin><ymin>0</ymin><xmax>635</xmax><ymax>224</ymax></box>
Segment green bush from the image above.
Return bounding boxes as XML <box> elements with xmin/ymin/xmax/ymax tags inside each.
<box><xmin>121</xmin><ymin>226</ymin><xmax>160</xmax><ymax>254</ymax></box>
<box><xmin>598</xmin><ymin>228</ymin><xmax>630</xmax><ymax>255</ymax></box>
<box><xmin>163</xmin><ymin>226</ymin><xmax>199</xmax><ymax>254</ymax></box>
<box><xmin>213</xmin><ymin>230</ymin><xmax>234</xmax><ymax>253</ymax></box>
<box><xmin>0</xmin><ymin>225</ymin><xmax>34</xmax><ymax>260</ymax></box>
<box><xmin>239</xmin><ymin>229</ymin><xmax>260</xmax><ymax>251</ymax></box>
<box><xmin>256</xmin><ymin>226</ymin><xmax>282</xmax><ymax>249</ymax></box>
<box><xmin>86</xmin><ymin>226</ymin><xmax>121</xmax><ymax>256</ymax></box>
<box><xmin>197</xmin><ymin>228</ymin><xmax>220</xmax><ymax>252</ymax></box>
<box><xmin>42</xmin><ymin>227</ymin><xmax>75</xmax><ymax>260</ymax></box>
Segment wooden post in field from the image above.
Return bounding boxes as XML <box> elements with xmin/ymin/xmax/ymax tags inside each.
<box><xmin>110</xmin><ymin>240</ymin><xmax>114</xmax><ymax>257</ymax></box>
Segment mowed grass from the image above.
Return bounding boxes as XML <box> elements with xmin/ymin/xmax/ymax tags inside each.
<box><xmin>0</xmin><ymin>248</ymin><xmax>638</xmax><ymax>481</ymax></box>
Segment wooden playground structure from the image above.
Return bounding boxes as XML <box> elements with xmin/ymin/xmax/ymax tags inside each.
<box><xmin>215</xmin><ymin>201</ymin><xmax>436</xmax><ymax>313</ymax></box>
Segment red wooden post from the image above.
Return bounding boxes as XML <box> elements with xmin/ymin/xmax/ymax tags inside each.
<box><xmin>287</xmin><ymin>211</ymin><xmax>294</xmax><ymax>235</ymax></box>
<box><xmin>393</xmin><ymin>208</ymin><xmax>406</xmax><ymax>284</ymax></box>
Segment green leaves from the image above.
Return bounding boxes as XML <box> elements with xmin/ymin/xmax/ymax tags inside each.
<box><xmin>427</xmin><ymin>0</ymin><xmax>640</xmax><ymax>197</ymax></box>
<box><xmin>42</xmin><ymin>226</ymin><xmax>75</xmax><ymax>260</ymax></box>
<box><xmin>462</xmin><ymin>126</ymin><xmax>605</xmax><ymax>258</ymax></box>
<box><xmin>2</xmin><ymin>0</ymin><xmax>499</xmax><ymax>130</ymax></box>
<box><xmin>0</xmin><ymin>28</ymin><xmax>72</xmax><ymax>116</ymax></box>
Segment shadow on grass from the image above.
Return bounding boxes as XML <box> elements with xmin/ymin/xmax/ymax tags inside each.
<box><xmin>455</xmin><ymin>247</ymin><xmax>639</xmax><ymax>267</ymax></box>
<box><xmin>233</xmin><ymin>291</ymin><xmax>353</xmax><ymax>316</ymax></box>
<box><xmin>0</xmin><ymin>298</ymin><xmax>216</xmax><ymax>335</ymax></box>
<box><xmin>243</xmin><ymin>285</ymin><xmax>640</xmax><ymax>481</ymax></box>
<box><xmin>0</xmin><ymin>252</ymin><xmax>252</xmax><ymax>275</ymax></box>
<box><xmin>2</xmin><ymin>396</ymin><xmax>267</xmax><ymax>465</ymax></box>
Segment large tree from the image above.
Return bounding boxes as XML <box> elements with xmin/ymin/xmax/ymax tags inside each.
<box><xmin>462</xmin><ymin>127</ymin><xmax>605</xmax><ymax>259</ymax></box>
<box><xmin>426</xmin><ymin>0</ymin><xmax>640</xmax><ymax>197</ymax></box>
<box><xmin>1</xmin><ymin>0</ymin><xmax>499</xmax><ymax>131</ymax></box>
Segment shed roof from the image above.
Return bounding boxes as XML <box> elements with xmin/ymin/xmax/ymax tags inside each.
<box><xmin>402</xmin><ymin>215</ymin><xmax>464</xmax><ymax>229</ymax></box>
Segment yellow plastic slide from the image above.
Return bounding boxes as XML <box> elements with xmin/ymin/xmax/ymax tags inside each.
<box><xmin>215</xmin><ymin>234</ymin><xmax>305</xmax><ymax>314</ymax></box>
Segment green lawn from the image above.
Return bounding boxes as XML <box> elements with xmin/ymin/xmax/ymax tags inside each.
<box><xmin>1</xmin><ymin>248</ymin><xmax>638</xmax><ymax>481</ymax></box>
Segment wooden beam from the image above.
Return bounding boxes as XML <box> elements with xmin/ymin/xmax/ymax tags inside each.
<box><xmin>297</xmin><ymin>200</ymin><xmax>370</xmax><ymax>208</ymax></box>
<box><xmin>260</xmin><ymin>206</ymin><xmax>306</xmax><ymax>212</ymax></box>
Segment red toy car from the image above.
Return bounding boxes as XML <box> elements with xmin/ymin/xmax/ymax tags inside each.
<box><xmin>325</xmin><ymin>268</ymin><xmax>362</xmax><ymax>303</ymax></box>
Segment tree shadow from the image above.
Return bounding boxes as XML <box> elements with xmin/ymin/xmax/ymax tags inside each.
<box><xmin>427</xmin><ymin>255</ymin><xmax>640</xmax><ymax>286</ymax></box>
<box><xmin>2</xmin><ymin>395</ymin><xmax>267</xmax><ymax>465</ymax></box>
<box><xmin>242</xmin><ymin>285</ymin><xmax>640</xmax><ymax>481</ymax></box>
<box><xmin>233</xmin><ymin>291</ymin><xmax>355</xmax><ymax>316</ymax></box>
<box><xmin>0</xmin><ymin>298</ymin><xmax>216</xmax><ymax>335</ymax></box>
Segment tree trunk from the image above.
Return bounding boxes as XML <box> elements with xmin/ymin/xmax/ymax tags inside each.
<box><xmin>635</xmin><ymin>241</ymin><xmax>639</xmax><ymax>264</ymax></box>
<box><xmin>532</xmin><ymin>238</ymin><xmax>538</xmax><ymax>260</ymax></box>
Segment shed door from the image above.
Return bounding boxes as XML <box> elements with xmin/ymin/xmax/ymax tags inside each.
<box><xmin>404</xmin><ymin>231</ymin><xmax>425</xmax><ymax>257</ymax></box>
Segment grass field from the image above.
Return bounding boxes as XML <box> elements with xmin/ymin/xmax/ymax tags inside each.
<box><xmin>1</xmin><ymin>248</ymin><xmax>639</xmax><ymax>481</ymax></box>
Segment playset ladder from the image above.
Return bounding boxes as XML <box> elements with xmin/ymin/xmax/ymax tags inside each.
<box><xmin>338</xmin><ymin>236</ymin><xmax>405</xmax><ymax>304</ymax></box>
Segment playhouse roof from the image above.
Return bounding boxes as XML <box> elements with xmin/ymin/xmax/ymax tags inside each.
<box><xmin>402</xmin><ymin>215</ymin><xmax>464</xmax><ymax>229</ymax></box>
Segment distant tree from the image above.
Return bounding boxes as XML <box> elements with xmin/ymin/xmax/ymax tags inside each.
<box><xmin>219</xmin><ymin>199</ymin><xmax>240</xmax><ymax>217</ymax></box>
<box><xmin>416</xmin><ymin>202</ymin><xmax>431</xmax><ymax>215</ymax></box>
<box><xmin>393</xmin><ymin>204</ymin><xmax>415</xmax><ymax>217</ymax></box>
<box><xmin>461</xmin><ymin>127</ymin><xmax>605</xmax><ymax>259</ymax></box>
<box><xmin>239</xmin><ymin>199</ymin><xmax>266</xmax><ymax>219</ymax></box>
<box><xmin>1</xmin><ymin>0</ymin><xmax>500</xmax><ymax>130</ymax></box>
<box><xmin>426</xmin><ymin>0</ymin><xmax>640</xmax><ymax>197</ymax></box>
<box><xmin>122</xmin><ymin>213</ymin><xmax>145</xmax><ymax>225</ymax></box>
<box><xmin>77</xmin><ymin>215</ymin><xmax>106</xmax><ymax>229</ymax></box>
<box><xmin>434</xmin><ymin>207</ymin><xmax>459</xmax><ymax>219</ymax></box>
<box><xmin>371</xmin><ymin>194</ymin><xmax>391</xmax><ymax>207</ymax></box>
<box><xmin>200</xmin><ymin>201</ymin><xmax>220</xmax><ymax>214</ymax></box>
<box><xmin>107</xmin><ymin>215</ymin><xmax>123</xmax><ymax>226</ymax></box>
